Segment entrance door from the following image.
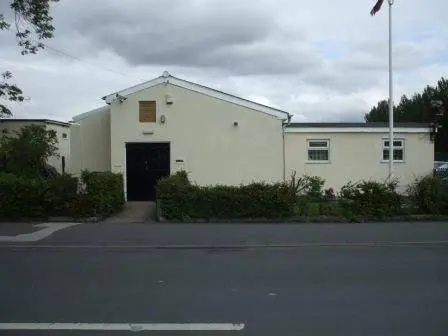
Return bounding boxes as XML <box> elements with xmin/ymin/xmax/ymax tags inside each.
<box><xmin>126</xmin><ymin>143</ymin><xmax>170</xmax><ymax>201</ymax></box>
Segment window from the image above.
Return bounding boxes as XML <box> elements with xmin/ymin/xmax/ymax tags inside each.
<box><xmin>62</xmin><ymin>132</ymin><xmax>68</xmax><ymax>139</ymax></box>
<box><xmin>383</xmin><ymin>139</ymin><xmax>404</xmax><ymax>161</ymax></box>
<box><xmin>139</xmin><ymin>101</ymin><xmax>156</xmax><ymax>123</ymax></box>
<box><xmin>307</xmin><ymin>139</ymin><xmax>329</xmax><ymax>162</ymax></box>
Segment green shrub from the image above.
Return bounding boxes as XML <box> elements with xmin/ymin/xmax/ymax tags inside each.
<box><xmin>157</xmin><ymin>171</ymin><xmax>295</xmax><ymax>220</ymax></box>
<box><xmin>78</xmin><ymin>170</ymin><xmax>125</xmax><ymax>217</ymax></box>
<box><xmin>407</xmin><ymin>175</ymin><xmax>448</xmax><ymax>214</ymax></box>
<box><xmin>287</xmin><ymin>171</ymin><xmax>325</xmax><ymax>200</ymax></box>
<box><xmin>319</xmin><ymin>201</ymin><xmax>345</xmax><ymax>216</ymax></box>
<box><xmin>339</xmin><ymin>180</ymin><xmax>402</xmax><ymax>217</ymax></box>
<box><xmin>0</xmin><ymin>173</ymin><xmax>78</xmax><ymax>219</ymax></box>
<box><xmin>304</xmin><ymin>202</ymin><xmax>320</xmax><ymax>217</ymax></box>
<box><xmin>0</xmin><ymin>171</ymin><xmax>124</xmax><ymax>220</ymax></box>
<box><xmin>44</xmin><ymin>174</ymin><xmax>79</xmax><ymax>216</ymax></box>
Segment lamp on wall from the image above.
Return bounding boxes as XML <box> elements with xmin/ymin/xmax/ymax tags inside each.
<box><xmin>160</xmin><ymin>115</ymin><xmax>166</xmax><ymax>124</ymax></box>
<box><xmin>165</xmin><ymin>94</ymin><xmax>173</xmax><ymax>105</ymax></box>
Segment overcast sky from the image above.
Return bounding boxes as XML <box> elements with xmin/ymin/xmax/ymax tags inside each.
<box><xmin>1</xmin><ymin>0</ymin><xmax>447</xmax><ymax>122</ymax></box>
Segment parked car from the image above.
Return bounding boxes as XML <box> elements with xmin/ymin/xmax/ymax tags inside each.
<box><xmin>435</xmin><ymin>162</ymin><xmax>448</xmax><ymax>185</ymax></box>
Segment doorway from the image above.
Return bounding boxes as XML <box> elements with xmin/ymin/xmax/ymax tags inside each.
<box><xmin>125</xmin><ymin>142</ymin><xmax>170</xmax><ymax>201</ymax></box>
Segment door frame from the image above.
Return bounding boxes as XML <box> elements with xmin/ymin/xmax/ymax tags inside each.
<box><xmin>124</xmin><ymin>141</ymin><xmax>171</xmax><ymax>201</ymax></box>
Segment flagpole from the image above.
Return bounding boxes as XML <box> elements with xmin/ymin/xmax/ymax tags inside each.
<box><xmin>388</xmin><ymin>0</ymin><xmax>394</xmax><ymax>181</ymax></box>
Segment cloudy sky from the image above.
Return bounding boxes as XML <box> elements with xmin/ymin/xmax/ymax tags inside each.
<box><xmin>1</xmin><ymin>0</ymin><xmax>447</xmax><ymax>122</ymax></box>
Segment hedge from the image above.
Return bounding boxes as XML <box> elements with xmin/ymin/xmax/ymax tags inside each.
<box><xmin>157</xmin><ymin>171</ymin><xmax>295</xmax><ymax>220</ymax></box>
<box><xmin>407</xmin><ymin>175</ymin><xmax>448</xmax><ymax>214</ymax></box>
<box><xmin>338</xmin><ymin>180</ymin><xmax>402</xmax><ymax>217</ymax></box>
<box><xmin>0</xmin><ymin>171</ymin><xmax>125</xmax><ymax>220</ymax></box>
<box><xmin>0</xmin><ymin>173</ymin><xmax>78</xmax><ymax>219</ymax></box>
<box><xmin>77</xmin><ymin>170</ymin><xmax>125</xmax><ymax>218</ymax></box>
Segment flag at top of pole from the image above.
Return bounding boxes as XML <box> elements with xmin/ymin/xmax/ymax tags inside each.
<box><xmin>370</xmin><ymin>0</ymin><xmax>385</xmax><ymax>15</ymax></box>
<box><xmin>370</xmin><ymin>0</ymin><xmax>395</xmax><ymax>181</ymax></box>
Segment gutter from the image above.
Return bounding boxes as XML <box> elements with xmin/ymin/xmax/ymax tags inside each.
<box><xmin>282</xmin><ymin>114</ymin><xmax>292</xmax><ymax>182</ymax></box>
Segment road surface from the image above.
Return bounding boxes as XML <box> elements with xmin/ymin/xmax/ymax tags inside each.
<box><xmin>0</xmin><ymin>222</ymin><xmax>447</xmax><ymax>335</ymax></box>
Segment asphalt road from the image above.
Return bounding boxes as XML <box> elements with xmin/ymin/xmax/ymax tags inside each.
<box><xmin>0</xmin><ymin>222</ymin><xmax>448</xmax><ymax>335</ymax></box>
<box><xmin>37</xmin><ymin>222</ymin><xmax>448</xmax><ymax>245</ymax></box>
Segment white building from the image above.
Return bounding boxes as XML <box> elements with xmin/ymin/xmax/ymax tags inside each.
<box><xmin>70</xmin><ymin>72</ymin><xmax>434</xmax><ymax>200</ymax></box>
<box><xmin>1</xmin><ymin>118</ymin><xmax>71</xmax><ymax>174</ymax></box>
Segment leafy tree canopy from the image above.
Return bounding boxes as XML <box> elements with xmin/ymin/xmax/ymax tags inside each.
<box><xmin>0</xmin><ymin>124</ymin><xmax>59</xmax><ymax>178</ymax></box>
<box><xmin>0</xmin><ymin>0</ymin><xmax>58</xmax><ymax>117</ymax></box>
<box><xmin>365</xmin><ymin>77</ymin><xmax>448</xmax><ymax>154</ymax></box>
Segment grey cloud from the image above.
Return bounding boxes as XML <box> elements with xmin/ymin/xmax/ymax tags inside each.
<box><xmin>2</xmin><ymin>0</ymin><xmax>447</xmax><ymax>124</ymax></box>
<box><xmin>48</xmin><ymin>0</ymin><xmax>322</xmax><ymax>76</ymax></box>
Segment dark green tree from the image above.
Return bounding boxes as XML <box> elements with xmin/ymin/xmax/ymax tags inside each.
<box><xmin>0</xmin><ymin>0</ymin><xmax>59</xmax><ymax>117</ymax></box>
<box><xmin>365</xmin><ymin>77</ymin><xmax>448</xmax><ymax>155</ymax></box>
<box><xmin>0</xmin><ymin>124</ymin><xmax>59</xmax><ymax>177</ymax></box>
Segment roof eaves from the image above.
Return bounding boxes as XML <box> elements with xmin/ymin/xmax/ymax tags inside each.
<box><xmin>72</xmin><ymin>105</ymin><xmax>110</xmax><ymax>121</ymax></box>
<box><xmin>168</xmin><ymin>75</ymin><xmax>290</xmax><ymax>119</ymax></box>
<box><xmin>286</xmin><ymin>122</ymin><xmax>430</xmax><ymax>128</ymax></box>
<box><xmin>0</xmin><ymin>118</ymin><xmax>70</xmax><ymax>127</ymax></box>
<box><xmin>101</xmin><ymin>72</ymin><xmax>290</xmax><ymax>119</ymax></box>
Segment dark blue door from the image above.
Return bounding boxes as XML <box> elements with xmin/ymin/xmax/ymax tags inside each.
<box><xmin>126</xmin><ymin>143</ymin><xmax>170</xmax><ymax>201</ymax></box>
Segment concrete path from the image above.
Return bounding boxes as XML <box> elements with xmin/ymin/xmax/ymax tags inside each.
<box><xmin>103</xmin><ymin>202</ymin><xmax>156</xmax><ymax>223</ymax></box>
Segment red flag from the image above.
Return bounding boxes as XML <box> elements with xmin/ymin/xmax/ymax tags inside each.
<box><xmin>370</xmin><ymin>0</ymin><xmax>385</xmax><ymax>15</ymax></box>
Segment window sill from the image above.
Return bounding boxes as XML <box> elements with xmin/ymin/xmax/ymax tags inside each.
<box><xmin>305</xmin><ymin>161</ymin><xmax>330</xmax><ymax>164</ymax></box>
<box><xmin>381</xmin><ymin>160</ymin><xmax>405</xmax><ymax>164</ymax></box>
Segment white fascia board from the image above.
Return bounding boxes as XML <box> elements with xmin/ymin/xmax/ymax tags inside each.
<box><xmin>102</xmin><ymin>76</ymin><xmax>289</xmax><ymax>120</ymax></box>
<box><xmin>285</xmin><ymin>127</ymin><xmax>430</xmax><ymax>134</ymax></box>
<box><xmin>168</xmin><ymin>79</ymin><xmax>289</xmax><ymax>119</ymax></box>
<box><xmin>72</xmin><ymin>106</ymin><xmax>110</xmax><ymax>122</ymax></box>
<box><xmin>102</xmin><ymin>77</ymin><xmax>165</xmax><ymax>104</ymax></box>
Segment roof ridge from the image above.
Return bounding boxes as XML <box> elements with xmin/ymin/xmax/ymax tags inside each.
<box><xmin>102</xmin><ymin>71</ymin><xmax>290</xmax><ymax>119</ymax></box>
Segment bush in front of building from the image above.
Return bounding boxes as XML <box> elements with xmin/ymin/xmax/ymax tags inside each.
<box><xmin>157</xmin><ymin>171</ymin><xmax>448</xmax><ymax>222</ymax></box>
<box><xmin>156</xmin><ymin>171</ymin><xmax>295</xmax><ymax>220</ymax></box>
<box><xmin>338</xmin><ymin>180</ymin><xmax>402</xmax><ymax>218</ymax></box>
<box><xmin>0</xmin><ymin>173</ymin><xmax>78</xmax><ymax>220</ymax></box>
<box><xmin>287</xmin><ymin>171</ymin><xmax>325</xmax><ymax>201</ymax></box>
<box><xmin>407</xmin><ymin>175</ymin><xmax>448</xmax><ymax>214</ymax></box>
<box><xmin>0</xmin><ymin>171</ymin><xmax>124</xmax><ymax>220</ymax></box>
<box><xmin>74</xmin><ymin>171</ymin><xmax>126</xmax><ymax>218</ymax></box>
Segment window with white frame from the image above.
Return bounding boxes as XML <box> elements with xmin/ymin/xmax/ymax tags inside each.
<box><xmin>307</xmin><ymin>139</ymin><xmax>329</xmax><ymax>162</ymax></box>
<box><xmin>382</xmin><ymin>138</ymin><xmax>404</xmax><ymax>161</ymax></box>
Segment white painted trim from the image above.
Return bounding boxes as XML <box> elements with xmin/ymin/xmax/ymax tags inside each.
<box><xmin>72</xmin><ymin>105</ymin><xmax>110</xmax><ymax>122</ymax></box>
<box><xmin>306</xmin><ymin>138</ymin><xmax>330</xmax><ymax>163</ymax></box>
<box><xmin>0</xmin><ymin>323</ymin><xmax>245</xmax><ymax>331</ymax></box>
<box><xmin>382</xmin><ymin>137</ymin><xmax>405</xmax><ymax>163</ymax></box>
<box><xmin>102</xmin><ymin>75</ymin><xmax>289</xmax><ymax>119</ymax></box>
<box><xmin>285</xmin><ymin>127</ymin><xmax>429</xmax><ymax>134</ymax></box>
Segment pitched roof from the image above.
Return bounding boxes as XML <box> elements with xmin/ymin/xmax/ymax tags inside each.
<box><xmin>102</xmin><ymin>71</ymin><xmax>290</xmax><ymax>119</ymax></box>
<box><xmin>72</xmin><ymin>105</ymin><xmax>110</xmax><ymax>121</ymax></box>
<box><xmin>0</xmin><ymin>118</ymin><xmax>70</xmax><ymax>127</ymax></box>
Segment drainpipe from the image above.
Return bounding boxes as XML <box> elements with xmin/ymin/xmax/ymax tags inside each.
<box><xmin>282</xmin><ymin>114</ymin><xmax>292</xmax><ymax>182</ymax></box>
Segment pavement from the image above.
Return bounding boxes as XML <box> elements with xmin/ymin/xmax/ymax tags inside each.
<box><xmin>0</xmin><ymin>221</ymin><xmax>447</xmax><ymax>335</ymax></box>
<box><xmin>103</xmin><ymin>202</ymin><xmax>156</xmax><ymax>223</ymax></box>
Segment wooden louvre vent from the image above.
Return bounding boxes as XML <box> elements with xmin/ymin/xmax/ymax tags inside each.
<box><xmin>139</xmin><ymin>101</ymin><xmax>156</xmax><ymax>122</ymax></box>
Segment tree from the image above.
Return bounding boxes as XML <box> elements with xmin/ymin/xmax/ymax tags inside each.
<box><xmin>0</xmin><ymin>124</ymin><xmax>59</xmax><ymax>177</ymax></box>
<box><xmin>0</xmin><ymin>0</ymin><xmax>58</xmax><ymax>117</ymax></box>
<box><xmin>365</xmin><ymin>77</ymin><xmax>448</xmax><ymax>155</ymax></box>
